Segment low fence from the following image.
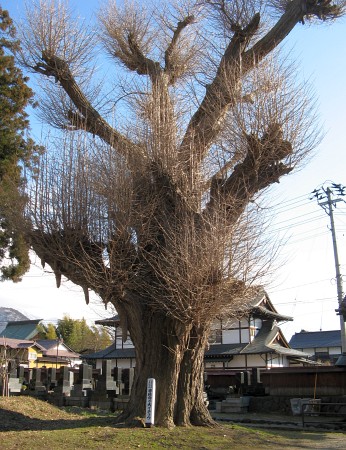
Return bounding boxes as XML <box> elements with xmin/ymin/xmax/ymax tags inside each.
<box><xmin>205</xmin><ymin>366</ymin><xmax>346</xmax><ymax>398</ymax></box>
<box><xmin>260</xmin><ymin>366</ymin><xmax>346</xmax><ymax>397</ymax></box>
<box><xmin>302</xmin><ymin>402</ymin><xmax>346</xmax><ymax>429</ymax></box>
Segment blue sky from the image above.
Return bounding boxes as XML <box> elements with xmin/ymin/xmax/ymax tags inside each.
<box><xmin>1</xmin><ymin>1</ymin><xmax>346</xmax><ymax>339</ymax></box>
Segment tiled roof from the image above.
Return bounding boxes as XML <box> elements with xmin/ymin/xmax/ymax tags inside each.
<box><xmin>83</xmin><ymin>344</ymin><xmax>136</xmax><ymax>360</ymax></box>
<box><xmin>268</xmin><ymin>344</ymin><xmax>312</xmax><ymax>358</ymax></box>
<box><xmin>205</xmin><ymin>321</ymin><xmax>312</xmax><ymax>360</ymax></box>
<box><xmin>35</xmin><ymin>340</ymin><xmax>80</xmax><ymax>358</ymax></box>
<box><xmin>241</xmin><ymin>321</ymin><xmax>310</xmax><ymax>358</ymax></box>
<box><xmin>0</xmin><ymin>337</ymin><xmax>80</xmax><ymax>359</ymax></box>
<box><xmin>248</xmin><ymin>286</ymin><xmax>267</xmax><ymax>307</ymax></box>
<box><xmin>95</xmin><ymin>316</ymin><xmax>120</xmax><ymax>326</ymax></box>
<box><xmin>251</xmin><ymin>305</ymin><xmax>293</xmax><ymax>322</ymax></box>
<box><xmin>289</xmin><ymin>330</ymin><xmax>341</xmax><ymax>349</ymax></box>
<box><xmin>0</xmin><ymin>337</ymin><xmax>36</xmax><ymax>349</ymax></box>
<box><xmin>205</xmin><ymin>343</ymin><xmax>247</xmax><ymax>358</ymax></box>
<box><xmin>35</xmin><ymin>339</ymin><xmax>59</xmax><ymax>350</ymax></box>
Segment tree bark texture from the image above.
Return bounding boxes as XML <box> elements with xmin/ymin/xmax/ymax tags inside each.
<box><xmin>114</xmin><ymin>310</ymin><xmax>215</xmax><ymax>428</ymax></box>
<box><xmin>175</xmin><ymin>325</ymin><xmax>215</xmax><ymax>427</ymax></box>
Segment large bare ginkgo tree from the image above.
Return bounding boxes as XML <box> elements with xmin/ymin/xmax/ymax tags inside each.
<box><xmin>16</xmin><ymin>0</ymin><xmax>344</xmax><ymax>427</ymax></box>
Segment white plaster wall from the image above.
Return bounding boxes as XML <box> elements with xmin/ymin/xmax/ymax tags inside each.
<box><xmin>95</xmin><ymin>359</ymin><xmax>135</xmax><ymax>370</ymax></box>
<box><xmin>329</xmin><ymin>346</ymin><xmax>342</xmax><ymax>355</ymax></box>
<box><xmin>205</xmin><ymin>361</ymin><xmax>224</xmax><ymax>369</ymax></box>
<box><xmin>225</xmin><ymin>355</ymin><xmax>246</xmax><ymax>368</ymax></box>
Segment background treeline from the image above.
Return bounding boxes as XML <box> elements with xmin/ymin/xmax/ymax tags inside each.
<box><xmin>36</xmin><ymin>315</ymin><xmax>113</xmax><ymax>353</ymax></box>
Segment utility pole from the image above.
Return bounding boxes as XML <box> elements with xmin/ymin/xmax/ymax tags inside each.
<box><xmin>311</xmin><ymin>183</ymin><xmax>346</xmax><ymax>360</ymax></box>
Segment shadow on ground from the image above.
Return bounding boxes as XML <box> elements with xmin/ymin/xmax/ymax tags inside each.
<box><xmin>0</xmin><ymin>407</ymin><xmax>122</xmax><ymax>432</ymax></box>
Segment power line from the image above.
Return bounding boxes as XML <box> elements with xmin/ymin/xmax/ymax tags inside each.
<box><xmin>274</xmin><ymin>199</ymin><xmax>312</xmax><ymax>213</ymax></box>
<box><xmin>273</xmin><ymin>209</ymin><xmax>325</xmax><ymax>227</ymax></box>
<box><xmin>271</xmin><ymin>214</ymin><xmax>327</xmax><ymax>233</ymax></box>
<box><xmin>282</xmin><ymin>231</ymin><xmax>329</xmax><ymax>246</ymax></box>
<box><xmin>271</xmin><ymin>193</ymin><xmax>310</xmax><ymax>211</ymax></box>
<box><xmin>273</xmin><ymin>296</ymin><xmax>336</xmax><ymax>305</ymax></box>
<box><xmin>270</xmin><ymin>278</ymin><xmax>332</xmax><ymax>293</ymax></box>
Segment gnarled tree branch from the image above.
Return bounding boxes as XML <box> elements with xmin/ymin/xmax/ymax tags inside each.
<box><xmin>164</xmin><ymin>15</ymin><xmax>195</xmax><ymax>84</ymax></box>
<box><xmin>33</xmin><ymin>51</ymin><xmax>145</xmax><ymax>166</ymax></box>
<box><xmin>205</xmin><ymin>123</ymin><xmax>293</xmax><ymax>221</ymax></box>
<box><xmin>178</xmin><ymin>13</ymin><xmax>261</xmax><ymax>175</ymax></box>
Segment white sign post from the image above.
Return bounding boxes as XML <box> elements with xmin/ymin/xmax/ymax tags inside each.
<box><xmin>145</xmin><ymin>378</ymin><xmax>156</xmax><ymax>427</ymax></box>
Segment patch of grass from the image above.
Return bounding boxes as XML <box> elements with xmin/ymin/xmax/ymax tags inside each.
<box><xmin>0</xmin><ymin>397</ymin><xmax>344</xmax><ymax>449</ymax></box>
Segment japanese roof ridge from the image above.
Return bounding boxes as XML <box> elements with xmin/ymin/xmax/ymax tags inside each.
<box><xmin>241</xmin><ymin>322</ymin><xmax>312</xmax><ymax>358</ymax></box>
<box><xmin>205</xmin><ymin>342</ymin><xmax>248</xmax><ymax>357</ymax></box>
<box><xmin>240</xmin><ymin>321</ymin><xmax>279</xmax><ymax>354</ymax></box>
<box><xmin>43</xmin><ymin>349</ymin><xmax>80</xmax><ymax>358</ymax></box>
<box><xmin>0</xmin><ymin>337</ymin><xmax>44</xmax><ymax>349</ymax></box>
<box><xmin>95</xmin><ymin>315</ymin><xmax>120</xmax><ymax>325</ymax></box>
<box><xmin>83</xmin><ymin>345</ymin><xmax>135</xmax><ymax>359</ymax></box>
<box><xmin>0</xmin><ymin>336</ymin><xmax>32</xmax><ymax>346</ymax></box>
<box><xmin>292</xmin><ymin>329</ymin><xmax>341</xmax><ymax>336</ymax></box>
<box><xmin>6</xmin><ymin>319</ymin><xmax>42</xmax><ymax>325</ymax></box>
<box><xmin>251</xmin><ymin>305</ymin><xmax>293</xmax><ymax>321</ymax></box>
<box><xmin>35</xmin><ymin>339</ymin><xmax>80</xmax><ymax>354</ymax></box>
<box><xmin>268</xmin><ymin>343</ymin><xmax>313</xmax><ymax>357</ymax></box>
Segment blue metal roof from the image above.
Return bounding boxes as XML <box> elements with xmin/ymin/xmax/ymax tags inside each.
<box><xmin>289</xmin><ymin>330</ymin><xmax>341</xmax><ymax>349</ymax></box>
<box><xmin>0</xmin><ymin>320</ymin><xmax>42</xmax><ymax>340</ymax></box>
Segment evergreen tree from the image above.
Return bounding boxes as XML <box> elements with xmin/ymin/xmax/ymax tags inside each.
<box><xmin>35</xmin><ymin>322</ymin><xmax>48</xmax><ymax>339</ymax></box>
<box><xmin>35</xmin><ymin>322</ymin><xmax>58</xmax><ymax>339</ymax></box>
<box><xmin>0</xmin><ymin>7</ymin><xmax>42</xmax><ymax>281</ymax></box>
<box><xmin>45</xmin><ymin>323</ymin><xmax>58</xmax><ymax>340</ymax></box>
<box><xmin>56</xmin><ymin>315</ymin><xmax>111</xmax><ymax>352</ymax></box>
<box><xmin>56</xmin><ymin>314</ymin><xmax>75</xmax><ymax>344</ymax></box>
<box><xmin>91</xmin><ymin>325</ymin><xmax>113</xmax><ymax>352</ymax></box>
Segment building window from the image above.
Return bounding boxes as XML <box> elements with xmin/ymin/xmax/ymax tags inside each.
<box><xmin>208</xmin><ymin>329</ymin><xmax>222</xmax><ymax>344</ymax></box>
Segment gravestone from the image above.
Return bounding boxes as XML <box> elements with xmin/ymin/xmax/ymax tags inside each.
<box><xmin>49</xmin><ymin>366</ymin><xmax>72</xmax><ymax>406</ymax></box>
<box><xmin>7</xmin><ymin>363</ymin><xmax>21</xmax><ymax>394</ymax></box>
<box><xmin>113</xmin><ymin>367</ymin><xmax>135</xmax><ymax>411</ymax></box>
<box><xmin>89</xmin><ymin>361</ymin><xmax>118</xmax><ymax>410</ymax></box>
<box><xmin>30</xmin><ymin>368</ymin><xmax>46</xmax><ymax>397</ymax></box>
<box><xmin>113</xmin><ymin>367</ymin><xmax>124</xmax><ymax>393</ymax></box>
<box><xmin>47</xmin><ymin>367</ymin><xmax>57</xmax><ymax>390</ymax></box>
<box><xmin>66</xmin><ymin>364</ymin><xmax>93</xmax><ymax>407</ymax></box>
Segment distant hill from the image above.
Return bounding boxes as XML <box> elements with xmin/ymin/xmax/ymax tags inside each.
<box><xmin>0</xmin><ymin>307</ymin><xmax>28</xmax><ymax>335</ymax></box>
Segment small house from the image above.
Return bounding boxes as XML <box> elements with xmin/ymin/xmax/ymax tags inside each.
<box><xmin>0</xmin><ymin>337</ymin><xmax>43</xmax><ymax>369</ymax></box>
<box><xmin>0</xmin><ymin>337</ymin><xmax>81</xmax><ymax>368</ymax></box>
<box><xmin>35</xmin><ymin>339</ymin><xmax>82</xmax><ymax>368</ymax></box>
<box><xmin>289</xmin><ymin>330</ymin><xmax>342</xmax><ymax>365</ymax></box>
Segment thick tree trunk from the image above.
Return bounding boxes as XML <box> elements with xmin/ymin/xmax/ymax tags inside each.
<box><xmin>114</xmin><ymin>302</ymin><xmax>215</xmax><ymax>428</ymax></box>
<box><xmin>115</xmin><ymin>306</ymin><xmax>189</xmax><ymax>428</ymax></box>
<box><xmin>175</xmin><ymin>325</ymin><xmax>216</xmax><ymax>427</ymax></box>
